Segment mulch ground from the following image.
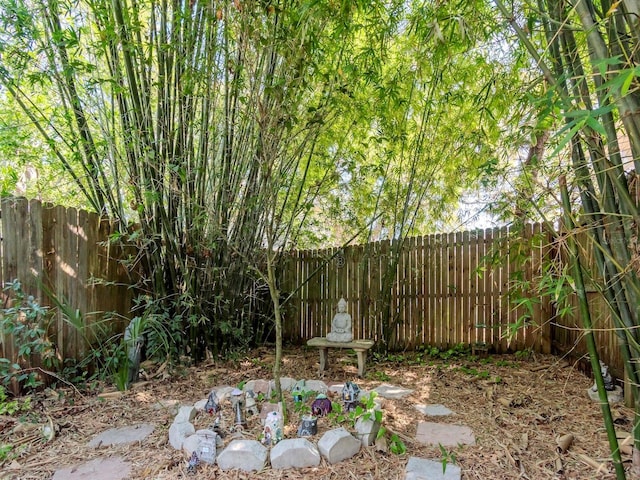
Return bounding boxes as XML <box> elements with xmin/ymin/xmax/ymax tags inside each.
<box><xmin>0</xmin><ymin>346</ymin><xmax>635</xmax><ymax>479</ymax></box>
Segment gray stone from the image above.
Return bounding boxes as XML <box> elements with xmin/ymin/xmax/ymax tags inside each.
<box><xmin>87</xmin><ymin>423</ymin><xmax>155</xmax><ymax>448</ymax></box>
<box><xmin>168</xmin><ymin>421</ymin><xmax>195</xmax><ymax>450</ymax></box>
<box><xmin>259</xmin><ymin>402</ymin><xmax>283</xmax><ymax>424</ymax></box>
<box><xmin>415</xmin><ymin>422</ymin><xmax>475</xmax><ymax>447</ymax></box>
<box><xmin>182</xmin><ymin>429</ymin><xmax>218</xmax><ymax>457</ymax></box>
<box><xmin>405</xmin><ymin>457</ymin><xmax>461</xmax><ymax>480</ymax></box>
<box><xmin>269</xmin><ymin>377</ymin><xmax>297</xmax><ymax>392</ymax></box>
<box><xmin>318</xmin><ymin>428</ymin><xmax>361</xmax><ymax>464</ymax></box>
<box><xmin>270</xmin><ymin>438</ymin><xmax>321</xmax><ymax>469</ymax></box>
<box><xmin>587</xmin><ymin>385</ymin><xmax>623</xmax><ymax>403</ymax></box>
<box><xmin>414</xmin><ymin>404</ymin><xmax>455</xmax><ymax>416</ymax></box>
<box><xmin>355</xmin><ymin>413</ymin><xmax>381</xmax><ymax>446</ymax></box>
<box><xmin>373</xmin><ymin>383</ymin><xmax>414</xmax><ymax>399</ymax></box>
<box><xmin>246</xmin><ymin>379</ymin><xmax>271</xmax><ymax>395</ymax></box>
<box><xmin>217</xmin><ymin>439</ymin><xmax>268</xmax><ymax>472</ymax></box>
<box><xmin>305</xmin><ymin>379</ymin><xmax>328</xmax><ymax>394</ymax></box>
<box><xmin>214</xmin><ymin>385</ymin><xmax>235</xmax><ymax>401</ymax></box>
<box><xmin>328</xmin><ymin>383</ymin><xmax>344</xmax><ymax>394</ymax></box>
<box><xmin>175</xmin><ymin>405</ymin><xmax>197</xmax><ymax>424</ymax></box>
<box><xmin>52</xmin><ymin>456</ymin><xmax>131</xmax><ymax>480</ymax></box>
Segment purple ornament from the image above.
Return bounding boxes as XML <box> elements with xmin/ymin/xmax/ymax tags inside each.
<box><xmin>311</xmin><ymin>394</ymin><xmax>332</xmax><ymax>417</ymax></box>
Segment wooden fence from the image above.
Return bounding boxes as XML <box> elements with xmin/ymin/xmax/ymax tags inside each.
<box><xmin>0</xmin><ymin>195</ymin><xmax>627</xmax><ymax>382</ymax></box>
<box><xmin>0</xmin><ymin>197</ymin><xmax>135</xmax><ymax>370</ymax></box>
<box><xmin>279</xmin><ymin>223</ymin><xmax>624</xmax><ymax>377</ymax></box>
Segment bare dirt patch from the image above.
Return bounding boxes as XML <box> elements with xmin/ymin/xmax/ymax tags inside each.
<box><xmin>0</xmin><ymin>347</ymin><xmax>631</xmax><ymax>479</ymax></box>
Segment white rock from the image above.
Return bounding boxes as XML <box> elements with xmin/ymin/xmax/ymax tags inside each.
<box><xmin>355</xmin><ymin>412</ymin><xmax>381</xmax><ymax>447</ymax></box>
<box><xmin>270</xmin><ymin>438</ymin><xmax>321</xmax><ymax>469</ymax></box>
<box><xmin>216</xmin><ymin>440</ymin><xmax>268</xmax><ymax>472</ymax></box>
<box><xmin>318</xmin><ymin>427</ymin><xmax>361</xmax><ymax>464</ymax></box>
<box><xmin>269</xmin><ymin>377</ymin><xmax>297</xmax><ymax>392</ymax></box>
<box><xmin>305</xmin><ymin>380</ymin><xmax>328</xmax><ymax>394</ymax></box>
<box><xmin>175</xmin><ymin>406</ymin><xmax>197</xmax><ymax>424</ymax></box>
<box><xmin>168</xmin><ymin>421</ymin><xmax>195</xmax><ymax>450</ymax></box>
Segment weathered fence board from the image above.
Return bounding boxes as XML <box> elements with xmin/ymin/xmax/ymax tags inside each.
<box><xmin>0</xmin><ymin>197</ymin><xmax>135</xmax><ymax>380</ymax></box>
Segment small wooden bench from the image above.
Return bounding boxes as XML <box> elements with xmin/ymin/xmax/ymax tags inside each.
<box><xmin>307</xmin><ymin>337</ymin><xmax>375</xmax><ymax>377</ymax></box>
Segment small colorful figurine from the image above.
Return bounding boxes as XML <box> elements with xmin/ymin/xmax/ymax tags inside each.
<box><xmin>262</xmin><ymin>410</ymin><xmax>283</xmax><ymax>445</ymax></box>
<box><xmin>311</xmin><ymin>394</ymin><xmax>332</xmax><ymax>417</ymax></box>
<box><xmin>187</xmin><ymin>451</ymin><xmax>199</xmax><ymax>474</ymax></box>
<box><xmin>204</xmin><ymin>390</ymin><xmax>221</xmax><ymax>415</ymax></box>
<box><xmin>292</xmin><ymin>379</ymin><xmax>307</xmax><ymax>403</ymax></box>
<box><xmin>342</xmin><ymin>381</ymin><xmax>360</xmax><ymax>411</ymax></box>
<box><xmin>297</xmin><ymin>414</ymin><xmax>318</xmax><ymax>437</ymax></box>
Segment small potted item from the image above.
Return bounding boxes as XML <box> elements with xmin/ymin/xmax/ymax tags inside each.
<box><xmin>262</xmin><ymin>410</ymin><xmax>283</xmax><ymax>445</ymax></box>
<box><xmin>311</xmin><ymin>394</ymin><xmax>332</xmax><ymax>417</ymax></box>
<box><xmin>342</xmin><ymin>381</ymin><xmax>360</xmax><ymax>412</ymax></box>
<box><xmin>297</xmin><ymin>415</ymin><xmax>318</xmax><ymax>437</ymax></box>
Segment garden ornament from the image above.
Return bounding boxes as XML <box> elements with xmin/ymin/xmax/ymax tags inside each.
<box><xmin>197</xmin><ymin>433</ymin><xmax>217</xmax><ymax>464</ymax></box>
<box><xmin>292</xmin><ymin>379</ymin><xmax>306</xmax><ymax>403</ymax></box>
<box><xmin>297</xmin><ymin>414</ymin><xmax>318</xmax><ymax>437</ymax></box>
<box><xmin>245</xmin><ymin>389</ymin><xmax>259</xmax><ymax>416</ymax></box>
<box><xmin>592</xmin><ymin>360</ymin><xmax>616</xmax><ymax>392</ymax></box>
<box><xmin>233</xmin><ymin>400</ymin><xmax>246</xmax><ymax>427</ymax></box>
<box><xmin>262</xmin><ymin>410</ymin><xmax>283</xmax><ymax>446</ymax></box>
<box><xmin>230</xmin><ymin>388</ymin><xmax>244</xmax><ymax>409</ymax></box>
<box><xmin>204</xmin><ymin>390</ymin><xmax>221</xmax><ymax>415</ymax></box>
<box><xmin>326</xmin><ymin>297</ymin><xmax>353</xmax><ymax>342</ymax></box>
<box><xmin>311</xmin><ymin>393</ymin><xmax>332</xmax><ymax>417</ymax></box>
<box><xmin>342</xmin><ymin>381</ymin><xmax>360</xmax><ymax>411</ymax></box>
<box><xmin>187</xmin><ymin>452</ymin><xmax>199</xmax><ymax>474</ymax></box>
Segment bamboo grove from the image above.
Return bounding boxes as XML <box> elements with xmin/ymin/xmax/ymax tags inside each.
<box><xmin>494</xmin><ymin>1</ymin><xmax>640</xmax><ymax>477</ymax></box>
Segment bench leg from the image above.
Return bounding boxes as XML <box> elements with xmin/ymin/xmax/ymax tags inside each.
<box><xmin>356</xmin><ymin>350</ymin><xmax>367</xmax><ymax>377</ymax></box>
<box><xmin>318</xmin><ymin>347</ymin><xmax>328</xmax><ymax>374</ymax></box>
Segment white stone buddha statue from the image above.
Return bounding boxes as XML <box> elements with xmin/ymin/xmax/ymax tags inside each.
<box><xmin>326</xmin><ymin>298</ymin><xmax>353</xmax><ymax>342</ymax></box>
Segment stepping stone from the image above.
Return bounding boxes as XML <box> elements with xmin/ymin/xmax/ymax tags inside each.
<box><xmin>415</xmin><ymin>422</ymin><xmax>475</xmax><ymax>447</ymax></box>
<box><xmin>373</xmin><ymin>384</ymin><xmax>413</xmax><ymax>399</ymax></box>
<box><xmin>87</xmin><ymin>423</ymin><xmax>155</xmax><ymax>448</ymax></box>
<box><xmin>318</xmin><ymin>427</ymin><xmax>361</xmax><ymax>464</ymax></box>
<box><xmin>270</xmin><ymin>438</ymin><xmax>320</xmax><ymax>469</ymax></box>
<box><xmin>405</xmin><ymin>457</ymin><xmax>461</xmax><ymax>480</ymax></box>
<box><xmin>217</xmin><ymin>439</ymin><xmax>267</xmax><ymax>472</ymax></box>
<box><xmin>414</xmin><ymin>404</ymin><xmax>455</xmax><ymax>416</ymax></box>
<box><xmin>52</xmin><ymin>456</ymin><xmax>131</xmax><ymax>480</ymax></box>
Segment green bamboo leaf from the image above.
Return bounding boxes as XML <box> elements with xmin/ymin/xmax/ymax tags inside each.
<box><xmin>585</xmin><ymin>116</ymin><xmax>606</xmax><ymax>136</ymax></box>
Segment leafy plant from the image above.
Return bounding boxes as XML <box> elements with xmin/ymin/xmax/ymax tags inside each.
<box><xmin>439</xmin><ymin>444</ymin><xmax>457</xmax><ymax>473</ymax></box>
<box><xmin>389</xmin><ymin>433</ymin><xmax>406</xmax><ymax>455</ymax></box>
<box><xmin>0</xmin><ymin>385</ymin><xmax>30</xmax><ymax>415</ymax></box>
<box><xmin>0</xmin><ymin>280</ymin><xmax>57</xmax><ymax>389</ymax></box>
